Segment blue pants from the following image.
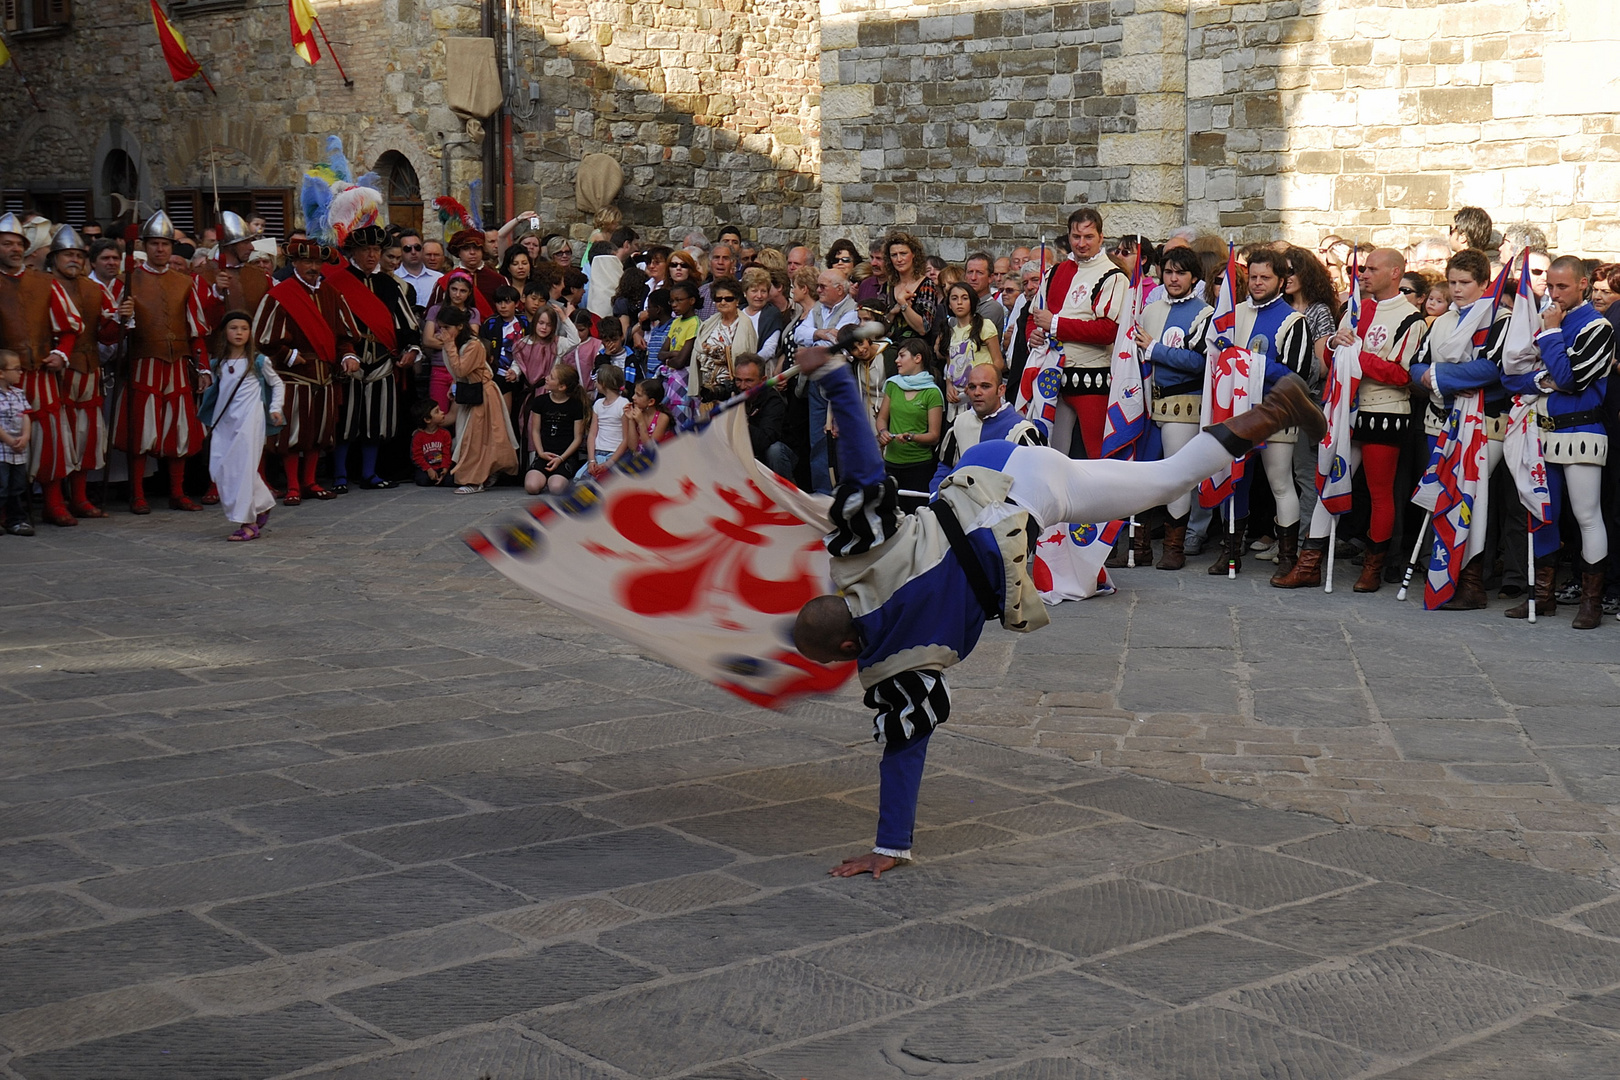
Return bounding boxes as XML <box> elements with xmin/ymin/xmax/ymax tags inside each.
<box><xmin>876</xmin><ymin>730</ymin><xmax>930</xmax><ymax>852</ymax></box>
<box><xmin>0</xmin><ymin>460</ymin><xmax>26</xmax><ymax>527</ymax></box>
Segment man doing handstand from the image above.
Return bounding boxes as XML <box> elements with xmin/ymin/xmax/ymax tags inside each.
<box><xmin>792</xmin><ymin>343</ymin><xmax>1326</xmax><ymax>879</ymax></box>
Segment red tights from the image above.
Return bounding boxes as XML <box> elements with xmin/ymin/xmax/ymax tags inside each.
<box><xmin>1062</xmin><ymin>393</ymin><xmax>1110</xmax><ymax>459</ymax></box>
<box><xmin>1360</xmin><ymin>441</ymin><xmax>1400</xmax><ymax>543</ymax></box>
<box><xmin>282</xmin><ymin>452</ymin><xmax>319</xmax><ymax>497</ymax></box>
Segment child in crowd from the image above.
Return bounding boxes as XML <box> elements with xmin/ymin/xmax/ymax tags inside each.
<box><xmin>660</xmin><ymin>281</ymin><xmax>702</xmax><ymax>419</ymax></box>
<box><xmin>203</xmin><ymin>312</ymin><xmax>285</xmax><ymax>541</ymax></box>
<box><xmin>524</xmin><ymin>363</ymin><xmax>587</xmax><ymax>495</ymax></box>
<box><xmin>937</xmin><ymin>282</ymin><xmax>1004</xmax><ymax>419</ymax></box>
<box><xmin>624</xmin><ymin>376</ymin><xmax>674</xmax><ymax>454</ymax></box>
<box><xmin>877</xmin><ymin>338</ymin><xmax>945</xmax><ymax>499</ymax></box>
<box><xmin>637</xmin><ymin>287</ymin><xmax>674</xmax><ymax>379</ymax></box>
<box><xmin>0</xmin><ymin>350</ymin><xmax>33</xmax><ymax>536</ymax></box>
<box><xmin>411</xmin><ymin>400</ymin><xmax>455</xmax><ymax>486</ymax></box>
<box><xmin>595</xmin><ymin>317</ymin><xmax>637</xmax><ymax>386</ymax></box>
<box><xmin>566</xmin><ymin>309</ymin><xmax>602</xmax><ymax>395</ymax></box>
<box><xmin>482</xmin><ymin>285</ymin><xmax>529</xmax><ymax>404</ymax></box>
<box><xmin>577</xmin><ymin>364</ymin><xmax>628</xmax><ymax>479</ymax></box>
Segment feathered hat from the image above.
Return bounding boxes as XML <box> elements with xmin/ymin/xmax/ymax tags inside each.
<box><xmin>300</xmin><ymin>135</ymin><xmax>386</xmax><ymax>247</ymax></box>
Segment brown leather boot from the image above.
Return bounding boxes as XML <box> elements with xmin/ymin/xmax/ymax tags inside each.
<box><xmin>1439</xmin><ymin>556</ymin><xmax>1488</xmax><ymax>610</ymax></box>
<box><xmin>1208</xmin><ymin>517</ymin><xmax>1246</xmax><ymax>575</ymax></box>
<box><xmin>1205</xmin><ymin>373</ymin><xmax>1328</xmax><ymax>451</ymax></box>
<box><xmin>1354</xmin><ymin>540</ymin><xmax>1388</xmax><ymax>593</ymax></box>
<box><xmin>1157</xmin><ymin>522</ymin><xmax>1187</xmax><ymax>570</ymax></box>
<box><xmin>1273</xmin><ymin>544</ymin><xmax>1324</xmax><ymax>588</ymax></box>
<box><xmin>1132</xmin><ymin>526</ymin><xmax>1153</xmax><ymax>567</ymax></box>
<box><xmin>1505</xmin><ymin>565</ymin><xmax>1557</xmax><ymax>619</ymax></box>
<box><xmin>1270</xmin><ymin>522</ymin><xmax>1300</xmax><ymax>585</ymax></box>
<box><xmin>1572</xmin><ymin>563</ymin><xmax>1606</xmax><ymax>630</ymax></box>
<box><xmin>1105</xmin><ymin>532</ymin><xmax>1130</xmax><ymax>569</ymax></box>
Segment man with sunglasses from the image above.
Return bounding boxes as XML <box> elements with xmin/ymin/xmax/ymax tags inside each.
<box><xmin>393</xmin><ymin>230</ymin><xmax>441</xmax><ymax>309</ymax></box>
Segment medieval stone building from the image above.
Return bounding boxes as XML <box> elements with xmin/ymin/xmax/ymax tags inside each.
<box><xmin>0</xmin><ymin>0</ymin><xmax>1614</xmax><ymax>257</ymax></box>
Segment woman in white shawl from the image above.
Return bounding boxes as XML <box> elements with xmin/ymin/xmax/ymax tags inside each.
<box><xmin>206</xmin><ymin>312</ymin><xmax>284</xmax><ymax>541</ymax></box>
<box><xmin>689</xmin><ymin>276</ymin><xmax>757</xmax><ymax>412</ymax></box>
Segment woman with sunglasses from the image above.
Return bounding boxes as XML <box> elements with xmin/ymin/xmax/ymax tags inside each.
<box><xmin>690</xmin><ymin>277</ymin><xmax>757</xmax><ymax>410</ymax></box>
<box><xmin>825</xmin><ymin>239</ymin><xmax>861</xmax><ymax>276</ymax></box>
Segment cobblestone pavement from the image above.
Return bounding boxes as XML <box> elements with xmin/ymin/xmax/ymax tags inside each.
<box><xmin>3</xmin><ymin>487</ymin><xmax>1619</xmax><ymax>1079</ymax></box>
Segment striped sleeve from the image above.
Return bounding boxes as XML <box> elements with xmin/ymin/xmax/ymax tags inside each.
<box><xmin>1277</xmin><ymin>314</ymin><xmax>1313</xmax><ymax>379</ymax></box>
<box><xmin>826</xmin><ymin>475</ymin><xmax>902</xmax><ymax>558</ymax></box>
<box><xmin>1567</xmin><ymin>315</ymin><xmax>1614</xmax><ymax>393</ymax></box>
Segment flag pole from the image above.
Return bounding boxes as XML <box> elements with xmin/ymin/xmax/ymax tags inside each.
<box><xmin>1526</xmin><ymin>511</ymin><xmax>1537</xmax><ymax>623</ymax></box>
<box><xmin>314</xmin><ymin>19</ymin><xmax>354</xmax><ymax>88</ymax></box>
<box><xmin>1324</xmin><ymin>517</ymin><xmax>1337</xmax><ymax>593</ymax></box>
<box><xmin>1227</xmin><ymin>501</ymin><xmax>1236</xmax><ymax>579</ymax></box>
<box><xmin>196</xmin><ymin>67</ymin><xmax>218</xmax><ymax>95</ymax></box>
<box><xmin>0</xmin><ymin>31</ymin><xmax>44</xmax><ymax>112</ymax></box>
<box><xmin>1396</xmin><ymin>511</ymin><xmax>1432</xmax><ymax>602</ymax></box>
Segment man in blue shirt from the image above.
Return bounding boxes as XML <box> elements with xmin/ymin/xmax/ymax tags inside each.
<box><xmin>792</xmin><ymin>340</ymin><xmax>1326</xmax><ymax>879</ymax></box>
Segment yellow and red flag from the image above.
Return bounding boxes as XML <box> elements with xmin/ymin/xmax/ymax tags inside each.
<box><xmin>290</xmin><ymin>0</ymin><xmax>321</xmax><ymax>66</ymax></box>
<box><xmin>150</xmin><ymin>1</ymin><xmax>200</xmax><ymax>82</ymax></box>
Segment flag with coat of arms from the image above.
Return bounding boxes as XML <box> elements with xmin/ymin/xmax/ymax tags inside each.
<box><xmin>1198</xmin><ymin>244</ymin><xmax>1266</xmax><ymax>508</ymax></box>
<box><xmin>1099</xmin><ymin>255</ymin><xmax>1148</xmax><ymax>460</ymax></box>
<box><xmin>1316</xmin><ymin>256</ymin><xmax>1365</xmax><ymax>515</ymax></box>
<box><xmin>1410</xmin><ymin>264</ymin><xmax>1511</xmax><ymax>608</ymax></box>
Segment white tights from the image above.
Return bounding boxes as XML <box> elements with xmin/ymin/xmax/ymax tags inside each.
<box><xmin>1563</xmin><ymin>462</ymin><xmax>1608</xmax><ymax>563</ymax></box>
<box><xmin>1003</xmin><ymin>433</ymin><xmax>1235</xmax><ymax>531</ymax></box>
<box><xmin>1260</xmin><ymin>440</ymin><xmax>1299</xmax><ymax>528</ymax></box>
<box><xmin>1159</xmin><ymin>421</ymin><xmax>1201</xmax><ymax>519</ymax></box>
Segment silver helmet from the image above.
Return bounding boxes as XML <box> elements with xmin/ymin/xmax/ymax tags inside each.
<box><xmin>0</xmin><ymin>212</ymin><xmax>23</xmax><ymax>239</ymax></box>
<box><xmin>49</xmin><ymin>224</ymin><xmax>88</xmax><ymax>255</ymax></box>
<box><xmin>140</xmin><ymin>210</ymin><xmax>177</xmax><ymax>242</ymax></box>
<box><xmin>217</xmin><ymin>210</ymin><xmax>259</xmax><ymax>246</ymax></box>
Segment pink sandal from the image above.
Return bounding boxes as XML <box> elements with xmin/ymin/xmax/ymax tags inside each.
<box><xmin>227</xmin><ymin>524</ymin><xmax>260</xmax><ymax>542</ymax></box>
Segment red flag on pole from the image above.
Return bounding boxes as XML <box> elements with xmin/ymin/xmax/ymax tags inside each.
<box><xmin>290</xmin><ymin>0</ymin><xmax>322</xmax><ymax>66</ymax></box>
<box><xmin>151</xmin><ymin>1</ymin><xmax>199</xmax><ymax>81</ymax></box>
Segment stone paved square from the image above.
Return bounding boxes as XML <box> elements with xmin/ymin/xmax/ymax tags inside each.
<box><xmin>4</xmin><ymin>489</ymin><xmax>1620</xmax><ymax>1077</ymax></box>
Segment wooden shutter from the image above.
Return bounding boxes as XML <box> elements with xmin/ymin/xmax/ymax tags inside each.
<box><xmin>59</xmin><ymin>189</ymin><xmax>90</xmax><ymax>227</ymax></box>
<box><xmin>2</xmin><ymin>191</ymin><xmax>27</xmax><ymax>215</ymax></box>
<box><xmin>32</xmin><ymin>0</ymin><xmax>70</xmax><ymax>27</ymax></box>
<box><xmin>3</xmin><ymin>0</ymin><xmax>22</xmax><ymax>32</ymax></box>
<box><xmin>162</xmin><ymin>190</ymin><xmax>200</xmax><ymax>238</ymax></box>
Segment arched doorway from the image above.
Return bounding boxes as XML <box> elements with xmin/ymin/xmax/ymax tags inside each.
<box><xmin>375</xmin><ymin>151</ymin><xmax>423</xmax><ymax>233</ymax></box>
<box><xmin>101</xmin><ymin>150</ymin><xmax>139</xmax><ymax>221</ymax></box>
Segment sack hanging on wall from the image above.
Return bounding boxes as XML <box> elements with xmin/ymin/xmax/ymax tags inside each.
<box><xmin>576</xmin><ymin>153</ymin><xmax>623</xmax><ymax>214</ymax></box>
<box><xmin>446</xmin><ymin>37</ymin><xmax>503</xmax><ymax>118</ymax></box>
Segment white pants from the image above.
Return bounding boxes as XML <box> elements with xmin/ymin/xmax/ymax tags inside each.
<box><xmin>1159</xmin><ymin>421</ymin><xmax>1201</xmax><ymax>519</ymax></box>
<box><xmin>1564</xmin><ymin>462</ymin><xmax>1608</xmax><ymax>563</ymax></box>
<box><xmin>1004</xmin><ymin>433</ymin><xmax>1235</xmax><ymax>531</ymax></box>
<box><xmin>1260</xmin><ymin>440</ymin><xmax>1299</xmax><ymax>528</ymax></box>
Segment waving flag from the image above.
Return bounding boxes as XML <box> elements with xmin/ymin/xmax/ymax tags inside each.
<box><xmin>1198</xmin><ymin>245</ymin><xmax>1264</xmax><ymax>508</ymax></box>
<box><xmin>1413</xmin><ymin>391</ymin><xmax>1490</xmax><ymax>608</ymax></box>
<box><xmin>1100</xmin><ymin>256</ymin><xmax>1148</xmax><ymax>459</ymax></box>
<box><xmin>1500</xmin><ymin>250</ymin><xmax>1552</xmax><ymax>527</ymax></box>
<box><xmin>151</xmin><ymin>1</ymin><xmax>200</xmax><ymax>81</ymax></box>
<box><xmin>466</xmin><ymin>408</ymin><xmax>854</xmax><ymax>708</ymax></box>
<box><xmin>290</xmin><ymin>0</ymin><xmax>321</xmax><ymax>65</ymax></box>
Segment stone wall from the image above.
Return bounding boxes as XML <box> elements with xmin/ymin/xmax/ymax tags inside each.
<box><xmin>514</xmin><ymin>0</ymin><xmax>821</xmax><ymax>247</ymax></box>
<box><xmin>1186</xmin><ymin>0</ymin><xmax>1620</xmax><ymax>256</ymax></box>
<box><xmin>822</xmin><ymin>0</ymin><xmax>1620</xmax><ymax>259</ymax></box>
<box><xmin>0</xmin><ymin>0</ymin><xmax>821</xmax><ymax>248</ymax></box>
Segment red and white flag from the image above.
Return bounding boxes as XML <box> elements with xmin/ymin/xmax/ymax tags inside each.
<box><xmin>1198</xmin><ymin>244</ymin><xmax>1264</xmax><ymax>508</ymax></box>
<box><xmin>466</xmin><ymin>409</ymin><xmax>855</xmax><ymax>708</ymax></box>
<box><xmin>1412</xmin><ymin>389</ymin><xmax>1490</xmax><ymax>608</ymax></box>
<box><xmin>1030</xmin><ymin>520</ymin><xmax>1119</xmax><ymax>603</ymax></box>
<box><xmin>1100</xmin><ymin>257</ymin><xmax>1148</xmax><ymax>460</ymax></box>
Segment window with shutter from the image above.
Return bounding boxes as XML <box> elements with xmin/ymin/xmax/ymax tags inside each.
<box><xmin>3</xmin><ymin>0</ymin><xmax>22</xmax><ymax>32</ymax></box>
<box><xmin>2</xmin><ymin>191</ymin><xmax>27</xmax><ymax>215</ymax></box>
<box><xmin>162</xmin><ymin>190</ymin><xmax>201</xmax><ymax>238</ymax></box>
<box><xmin>33</xmin><ymin>0</ymin><xmax>70</xmax><ymax>28</ymax></box>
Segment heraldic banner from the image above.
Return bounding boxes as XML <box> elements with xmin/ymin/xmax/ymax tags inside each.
<box><xmin>466</xmin><ymin>409</ymin><xmax>856</xmax><ymax>708</ymax></box>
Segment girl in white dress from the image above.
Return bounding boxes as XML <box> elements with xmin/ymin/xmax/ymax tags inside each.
<box><xmin>206</xmin><ymin>312</ymin><xmax>285</xmax><ymax>541</ymax></box>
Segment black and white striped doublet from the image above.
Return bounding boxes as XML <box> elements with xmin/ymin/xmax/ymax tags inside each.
<box><xmin>865</xmin><ymin>670</ymin><xmax>951</xmax><ymax>743</ymax></box>
<box><xmin>826</xmin><ymin>476</ymin><xmax>902</xmax><ymax>558</ymax></box>
<box><xmin>1567</xmin><ymin>317</ymin><xmax>1614</xmax><ymax>393</ymax></box>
